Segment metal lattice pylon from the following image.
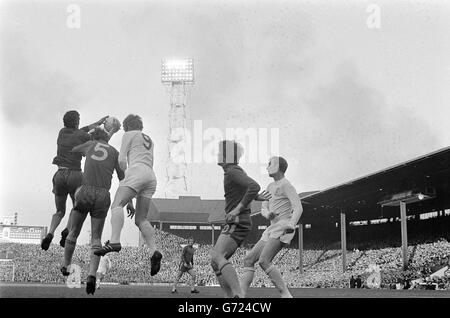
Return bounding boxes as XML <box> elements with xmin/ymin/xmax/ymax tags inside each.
<box><xmin>164</xmin><ymin>82</ymin><xmax>191</xmax><ymax>198</ymax></box>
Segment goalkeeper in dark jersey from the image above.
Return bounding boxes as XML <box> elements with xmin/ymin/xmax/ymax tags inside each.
<box><xmin>171</xmin><ymin>238</ymin><xmax>199</xmax><ymax>294</ymax></box>
<box><xmin>41</xmin><ymin>110</ymin><xmax>107</xmax><ymax>251</ymax></box>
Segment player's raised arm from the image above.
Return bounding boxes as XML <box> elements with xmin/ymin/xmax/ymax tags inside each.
<box><xmin>71</xmin><ymin>140</ymin><xmax>95</xmax><ymax>156</ymax></box>
<box><xmin>80</xmin><ymin>115</ymin><xmax>109</xmax><ymax>132</ymax></box>
<box><xmin>283</xmin><ymin>182</ymin><xmax>303</xmax><ymax>229</ymax></box>
<box><xmin>228</xmin><ymin>167</ymin><xmax>261</xmax><ymax>214</ymax></box>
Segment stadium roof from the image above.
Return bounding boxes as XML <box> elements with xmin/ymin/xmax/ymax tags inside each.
<box><xmin>148</xmin><ymin>147</ymin><xmax>450</xmax><ymax>225</ymax></box>
<box><xmin>148</xmin><ymin>196</ymin><xmax>262</xmax><ymax>224</ymax></box>
<box><xmin>300</xmin><ymin>146</ymin><xmax>450</xmax><ymax>223</ymax></box>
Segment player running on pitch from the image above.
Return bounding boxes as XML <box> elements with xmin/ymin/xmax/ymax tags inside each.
<box><xmin>96</xmin><ymin>254</ymin><xmax>112</xmax><ymax>289</ymax></box>
<box><xmin>60</xmin><ymin>126</ymin><xmax>123</xmax><ymax>295</ymax></box>
<box><xmin>210</xmin><ymin>140</ymin><xmax>269</xmax><ymax>298</ymax></box>
<box><xmin>41</xmin><ymin>111</ymin><xmax>107</xmax><ymax>251</ymax></box>
<box><xmin>172</xmin><ymin>238</ymin><xmax>200</xmax><ymax>294</ymax></box>
<box><xmin>95</xmin><ymin>114</ymin><xmax>162</xmax><ymax>276</ymax></box>
<box><xmin>240</xmin><ymin>156</ymin><xmax>303</xmax><ymax>298</ymax></box>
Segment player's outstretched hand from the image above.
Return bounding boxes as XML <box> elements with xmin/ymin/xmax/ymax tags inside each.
<box><xmin>256</xmin><ymin>190</ymin><xmax>272</xmax><ymax>201</ymax></box>
<box><xmin>126</xmin><ymin>202</ymin><xmax>135</xmax><ymax>218</ymax></box>
<box><xmin>97</xmin><ymin>116</ymin><xmax>109</xmax><ymax>126</ymax></box>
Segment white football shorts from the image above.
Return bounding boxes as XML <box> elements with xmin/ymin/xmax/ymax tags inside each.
<box><xmin>260</xmin><ymin>219</ymin><xmax>295</xmax><ymax>245</ymax></box>
<box><xmin>119</xmin><ymin>164</ymin><xmax>157</xmax><ymax>199</ymax></box>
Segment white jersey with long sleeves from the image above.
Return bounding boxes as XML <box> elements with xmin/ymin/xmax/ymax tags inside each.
<box><xmin>259</xmin><ymin>177</ymin><xmax>303</xmax><ymax>244</ymax></box>
<box><xmin>119</xmin><ymin>130</ymin><xmax>154</xmax><ymax>170</ymax></box>
<box><xmin>262</xmin><ymin>177</ymin><xmax>302</xmax><ymax>225</ymax></box>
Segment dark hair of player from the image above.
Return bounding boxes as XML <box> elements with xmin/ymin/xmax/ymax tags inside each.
<box><xmin>275</xmin><ymin>156</ymin><xmax>288</xmax><ymax>173</ymax></box>
<box><xmin>91</xmin><ymin>127</ymin><xmax>109</xmax><ymax>142</ymax></box>
<box><xmin>123</xmin><ymin>114</ymin><xmax>143</xmax><ymax>132</ymax></box>
<box><xmin>218</xmin><ymin>140</ymin><xmax>244</xmax><ymax>164</ymax></box>
<box><xmin>63</xmin><ymin>110</ymin><xmax>80</xmax><ymax>129</ymax></box>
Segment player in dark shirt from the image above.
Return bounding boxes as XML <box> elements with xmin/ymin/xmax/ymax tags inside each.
<box><xmin>41</xmin><ymin>111</ymin><xmax>107</xmax><ymax>251</ymax></box>
<box><xmin>171</xmin><ymin>238</ymin><xmax>199</xmax><ymax>294</ymax></box>
<box><xmin>210</xmin><ymin>140</ymin><xmax>263</xmax><ymax>298</ymax></box>
<box><xmin>60</xmin><ymin>127</ymin><xmax>123</xmax><ymax>295</ymax></box>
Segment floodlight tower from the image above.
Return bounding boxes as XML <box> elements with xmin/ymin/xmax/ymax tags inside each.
<box><xmin>161</xmin><ymin>58</ymin><xmax>194</xmax><ymax>198</ymax></box>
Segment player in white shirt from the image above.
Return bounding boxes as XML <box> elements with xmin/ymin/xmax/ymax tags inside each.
<box><xmin>96</xmin><ymin>255</ymin><xmax>111</xmax><ymax>289</ymax></box>
<box><xmin>95</xmin><ymin>114</ymin><xmax>162</xmax><ymax>276</ymax></box>
<box><xmin>240</xmin><ymin>156</ymin><xmax>303</xmax><ymax>298</ymax></box>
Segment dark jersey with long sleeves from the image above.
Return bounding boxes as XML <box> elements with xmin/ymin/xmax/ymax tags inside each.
<box><xmin>181</xmin><ymin>245</ymin><xmax>195</xmax><ymax>266</ymax></box>
<box><xmin>52</xmin><ymin>126</ymin><xmax>91</xmax><ymax>170</ymax></box>
<box><xmin>82</xmin><ymin>141</ymin><xmax>123</xmax><ymax>190</ymax></box>
<box><xmin>223</xmin><ymin>164</ymin><xmax>261</xmax><ymax>216</ymax></box>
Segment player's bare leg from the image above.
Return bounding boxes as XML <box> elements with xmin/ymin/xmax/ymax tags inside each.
<box><xmin>62</xmin><ymin>209</ymin><xmax>87</xmax><ymax>275</ymax></box>
<box><xmin>110</xmin><ymin>186</ymin><xmax>136</xmax><ymax>244</ymax></box>
<box><xmin>258</xmin><ymin>238</ymin><xmax>292</xmax><ymax>298</ymax></box>
<box><xmin>135</xmin><ymin>195</ymin><xmax>162</xmax><ymax>276</ymax></box>
<box><xmin>134</xmin><ymin>196</ymin><xmax>156</xmax><ymax>255</ymax></box>
<box><xmin>49</xmin><ymin>195</ymin><xmax>68</xmax><ymax>235</ymax></box>
<box><xmin>42</xmin><ymin>195</ymin><xmax>68</xmax><ymax>250</ymax></box>
<box><xmin>172</xmin><ymin>271</ymin><xmax>183</xmax><ymax>293</ymax></box>
<box><xmin>188</xmin><ymin>269</ymin><xmax>199</xmax><ymax>293</ymax></box>
<box><xmin>95</xmin><ymin>186</ymin><xmax>135</xmax><ymax>256</ymax></box>
<box><xmin>241</xmin><ymin>239</ymin><xmax>266</xmax><ymax>297</ymax></box>
<box><xmin>59</xmin><ymin>193</ymin><xmax>77</xmax><ymax>248</ymax></box>
<box><xmin>210</xmin><ymin>234</ymin><xmax>242</xmax><ymax>298</ymax></box>
<box><xmin>86</xmin><ymin>216</ymin><xmax>105</xmax><ymax>295</ymax></box>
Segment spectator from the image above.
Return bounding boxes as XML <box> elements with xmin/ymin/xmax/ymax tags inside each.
<box><xmin>350</xmin><ymin>275</ymin><xmax>356</xmax><ymax>288</ymax></box>
<box><xmin>355</xmin><ymin>275</ymin><xmax>362</xmax><ymax>288</ymax></box>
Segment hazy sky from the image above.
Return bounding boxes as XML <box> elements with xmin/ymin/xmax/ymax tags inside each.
<box><xmin>1</xmin><ymin>0</ymin><xmax>449</xmax><ymax>245</ymax></box>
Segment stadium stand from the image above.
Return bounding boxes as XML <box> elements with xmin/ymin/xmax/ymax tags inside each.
<box><xmin>1</xmin><ymin>224</ymin><xmax>449</xmax><ymax>288</ymax></box>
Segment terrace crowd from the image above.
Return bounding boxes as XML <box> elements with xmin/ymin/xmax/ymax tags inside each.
<box><xmin>1</xmin><ymin>229</ymin><xmax>449</xmax><ymax>289</ymax></box>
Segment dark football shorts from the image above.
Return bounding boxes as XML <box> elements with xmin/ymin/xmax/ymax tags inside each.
<box><xmin>52</xmin><ymin>169</ymin><xmax>83</xmax><ymax>197</ymax></box>
<box><xmin>221</xmin><ymin>215</ymin><xmax>252</xmax><ymax>247</ymax></box>
<box><xmin>73</xmin><ymin>185</ymin><xmax>111</xmax><ymax>219</ymax></box>
<box><xmin>179</xmin><ymin>263</ymin><xmax>193</xmax><ymax>273</ymax></box>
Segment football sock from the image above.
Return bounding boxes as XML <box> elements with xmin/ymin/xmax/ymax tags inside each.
<box><xmin>265</xmin><ymin>265</ymin><xmax>292</xmax><ymax>298</ymax></box>
<box><xmin>138</xmin><ymin>220</ymin><xmax>156</xmax><ymax>256</ymax></box>
<box><xmin>216</xmin><ymin>273</ymin><xmax>233</xmax><ymax>298</ymax></box>
<box><xmin>89</xmin><ymin>244</ymin><xmax>102</xmax><ymax>277</ymax></box>
<box><xmin>240</xmin><ymin>267</ymin><xmax>256</xmax><ymax>298</ymax></box>
<box><xmin>64</xmin><ymin>238</ymin><xmax>76</xmax><ymax>267</ymax></box>
<box><xmin>220</xmin><ymin>262</ymin><xmax>242</xmax><ymax>297</ymax></box>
